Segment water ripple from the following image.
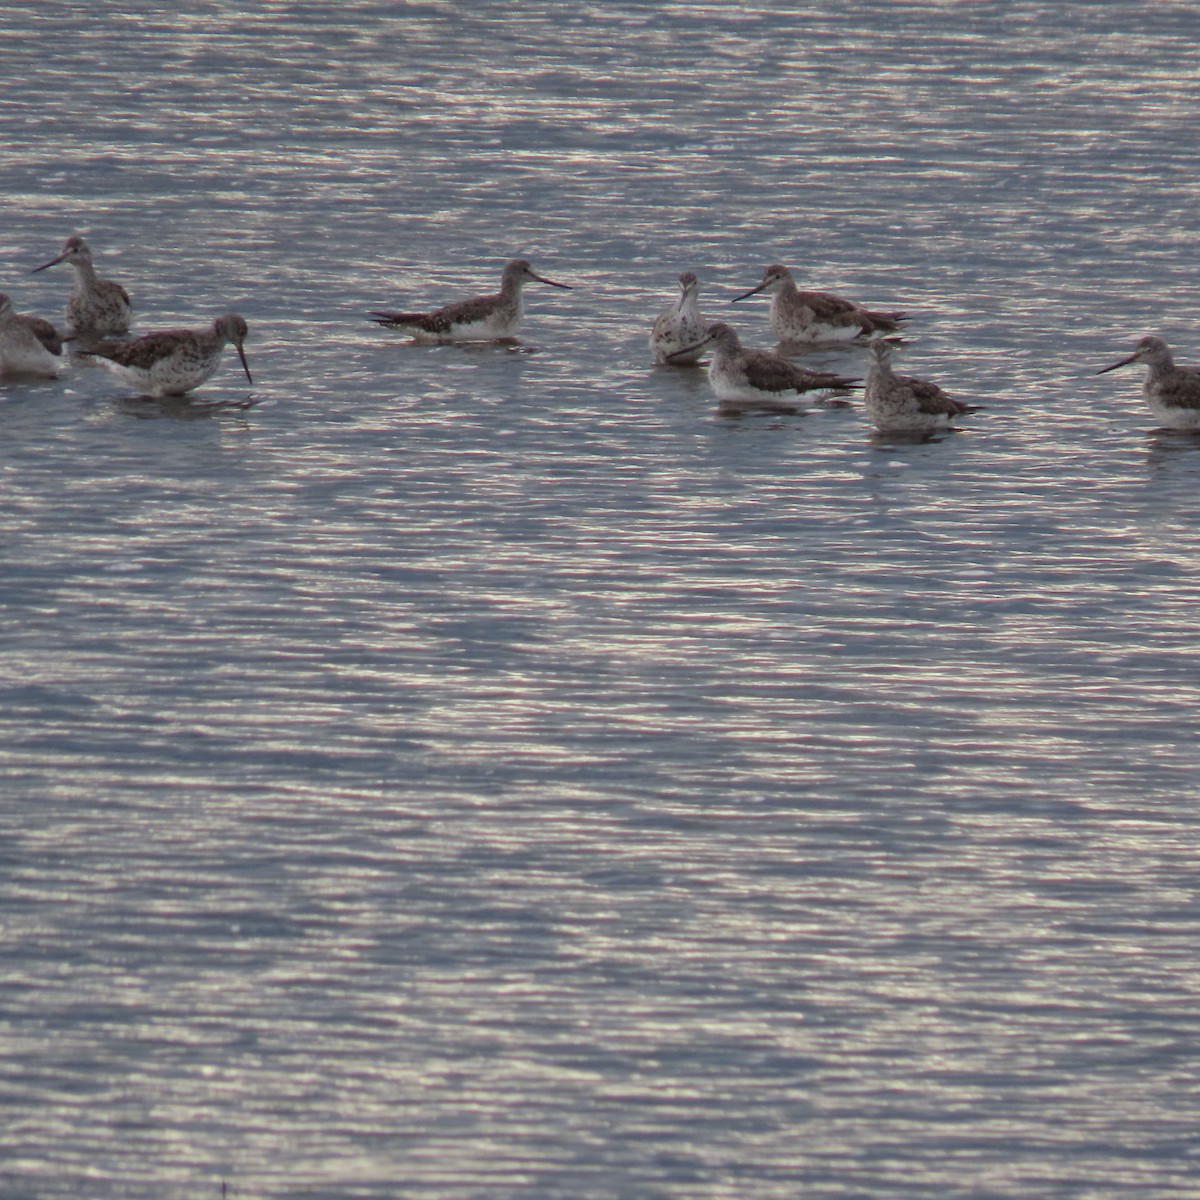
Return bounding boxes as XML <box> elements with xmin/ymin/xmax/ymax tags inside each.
<box><xmin>5</xmin><ymin>3</ymin><xmax>1200</xmax><ymax>1198</ymax></box>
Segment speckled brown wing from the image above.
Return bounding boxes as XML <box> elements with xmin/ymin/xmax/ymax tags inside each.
<box><xmin>85</xmin><ymin>329</ymin><xmax>191</xmax><ymax>368</ymax></box>
<box><xmin>1158</xmin><ymin>371</ymin><xmax>1200</xmax><ymax>410</ymax></box>
<box><xmin>371</xmin><ymin>291</ymin><xmax>503</xmax><ymax>332</ymax></box>
<box><xmin>19</xmin><ymin>314</ymin><xmax>63</xmax><ymax>356</ymax></box>
<box><xmin>743</xmin><ymin>348</ymin><xmax>858</xmax><ymax>394</ymax></box>
<box><xmin>791</xmin><ymin>364</ymin><xmax>861</xmax><ymax>391</ymax></box>
<box><xmin>800</xmin><ymin>290</ymin><xmax>864</xmax><ymax>322</ymax></box>
<box><xmin>369</xmin><ymin>309</ymin><xmax>428</xmax><ymax>328</ymax></box>
<box><xmin>906</xmin><ymin>375</ymin><xmax>968</xmax><ymax>416</ymax></box>
<box><xmin>798</xmin><ymin>290</ymin><xmax>905</xmax><ymax>337</ymax></box>
<box><xmin>860</xmin><ymin>307</ymin><xmax>907</xmax><ymax>334</ymax></box>
<box><xmin>739</xmin><ymin>348</ymin><xmax>810</xmax><ymax>393</ymax></box>
<box><xmin>110</xmin><ymin>282</ymin><xmax>133</xmax><ymax>312</ymax></box>
<box><xmin>416</xmin><ymin>293</ymin><xmax>499</xmax><ymax>334</ymax></box>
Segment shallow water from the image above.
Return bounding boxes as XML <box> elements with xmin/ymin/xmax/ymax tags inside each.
<box><xmin>4</xmin><ymin>3</ymin><xmax>1200</xmax><ymax>1198</ymax></box>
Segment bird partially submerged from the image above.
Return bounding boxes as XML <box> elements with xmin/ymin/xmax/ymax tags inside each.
<box><xmin>863</xmin><ymin>340</ymin><xmax>972</xmax><ymax>434</ymax></box>
<box><xmin>0</xmin><ymin>293</ymin><xmax>62</xmax><ymax>378</ymax></box>
<box><xmin>16</xmin><ymin>311</ymin><xmax>65</xmax><ymax>357</ymax></box>
<box><xmin>370</xmin><ymin>258</ymin><xmax>571</xmax><ymax>343</ymax></box>
<box><xmin>688</xmin><ymin>321</ymin><xmax>859</xmax><ymax>412</ymax></box>
<box><xmin>732</xmin><ymin>263</ymin><xmax>906</xmax><ymax>345</ymax></box>
<box><xmin>650</xmin><ymin>271</ymin><xmax>707</xmax><ymax>365</ymax></box>
<box><xmin>80</xmin><ymin>313</ymin><xmax>251</xmax><ymax>397</ymax></box>
<box><xmin>1096</xmin><ymin>335</ymin><xmax>1200</xmax><ymax>431</ymax></box>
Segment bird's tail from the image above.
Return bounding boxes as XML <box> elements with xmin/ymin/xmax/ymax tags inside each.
<box><xmin>865</xmin><ymin>311</ymin><xmax>909</xmax><ymax>334</ymax></box>
<box><xmin>369</xmin><ymin>310</ymin><xmax>425</xmax><ymax>330</ymax></box>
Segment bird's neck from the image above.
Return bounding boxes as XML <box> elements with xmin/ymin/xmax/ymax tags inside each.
<box><xmin>498</xmin><ymin>275</ymin><xmax>524</xmax><ymax>301</ymax></box>
<box><xmin>70</xmin><ymin>258</ymin><xmax>100</xmax><ymax>284</ymax></box>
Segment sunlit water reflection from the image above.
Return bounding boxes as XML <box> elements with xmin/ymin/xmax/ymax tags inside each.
<box><xmin>3</xmin><ymin>3</ymin><xmax>1200</xmax><ymax>1198</ymax></box>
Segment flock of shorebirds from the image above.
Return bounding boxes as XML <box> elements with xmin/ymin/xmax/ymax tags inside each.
<box><xmin>0</xmin><ymin>236</ymin><xmax>251</xmax><ymax>399</ymax></box>
<box><xmin>644</xmin><ymin>266</ymin><xmax>1200</xmax><ymax>433</ymax></box>
<box><xmin>3</xmin><ymin>240</ymin><xmax>1199</xmax><ymax>435</ymax></box>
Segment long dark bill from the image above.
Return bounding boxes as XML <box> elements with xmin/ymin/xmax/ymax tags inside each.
<box><xmin>235</xmin><ymin>341</ymin><xmax>253</xmax><ymax>385</ymax></box>
<box><xmin>30</xmin><ymin>252</ymin><xmax>68</xmax><ymax>274</ymax></box>
<box><xmin>730</xmin><ymin>282</ymin><xmax>768</xmax><ymax>303</ymax></box>
<box><xmin>1095</xmin><ymin>353</ymin><xmax>1138</xmax><ymax>375</ymax></box>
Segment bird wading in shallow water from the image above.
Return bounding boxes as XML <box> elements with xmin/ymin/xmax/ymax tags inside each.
<box><xmin>1096</xmin><ymin>335</ymin><xmax>1200</xmax><ymax>431</ymax></box>
<box><xmin>31</xmin><ymin>235</ymin><xmax>133</xmax><ymax>338</ymax></box>
<box><xmin>0</xmin><ymin>293</ymin><xmax>62</xmax><ymax>378</ymax></box>
<box><xmin>687</xmin><ymin>321</ymin><xmax>859</xmax><ymax>413</ymax></box>
<box><xmin>80</xmin><ymin>313</ymin><xmax>252</xmax><ymax>397</ymax></box>
<box><xmin>863</xmin><ymin>340</ymin><xmax>972</xmax><ymax>435</ymax></box>
<box><xmin>731</xmin><ymin>263</ymin><xmax>906</xmax><ymax>345</ymax></box>
<box><xmin>369</xmin><ymin>258</ymin><xmax>571</xmax><ymax>342</ymax></box>
<box><xmin>650</xmin><ymin>271</ymin><xmax>708</xmax><ymax>365</ymax></box>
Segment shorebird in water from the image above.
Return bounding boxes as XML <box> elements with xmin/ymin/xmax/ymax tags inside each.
<box><xmin>80</xmin><ymin>313</ymin><xmax>251</xmax><ymax>397</ymax></box>
<box><xmin>732</xmin><ymin>263</ymin><xmax>906</xmax><ymax>345</ymax></box>
<box><xmin>686</xmin><ymin>321</ymin><xmax>859</xmax><ymax>413</ymax></box>
<box><xmin>650</xmin><ymin>271</ymin><xmax>707</xmax><ymax>365</ymax></box>
<box><xmin>1096</xmin><ymin>336</ymin><xmax>1200</xmax><ymax>430</ymax></box>
<box><xmin>16</xmin><ymin>310</ymin><xmax>65</xmax><ymax>356</ymax></box>
<box><xmin>369</xmin><ymin>258</ymin><xmax>571</xmax><ymax>342</ymax></box>
<box><xmin>863</xmin><ymin>341</ymin><xmax>972</xmax><ymax>434</ymax></box>
<box><xmin>0</xmin><ymin>293</ymin><xmax>61</xmax><ymax>377</ymax></box>
<box><xmin>31</xmin><ymin>235</ymin><xmax>133</xmax><ymax>337</ymax></box>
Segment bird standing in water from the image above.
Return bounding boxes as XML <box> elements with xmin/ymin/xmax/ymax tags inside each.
<box><xmin>370</xmin><ymin>258</ymin><xmax>571</xmax><ymax>342</ymax></box>
<box><xmin>732</xmin><ymin>263</ymin><xmax>906</xmax><ymax>345</ymax></box>
<box><xmin>690</xmin><ymin>321</ymin><xmax>859</xmax><ymax>412</ymax></box>
<box><xmin>81</xmin><ymin>313</ymin><xmax>252</xmax><ymax>397</ymax></box>
<box><xmin>32</xmin><ymin>235</ymin><xmax>133</xmax><ymax>338</ymax></box>
<box><xmin>15</xmin><ymin>310</ymin><xmax>65</xmax><ymax>357</ymax></box>
<box><xmin>650</xmin><ymin>271</ymin><xmax>708</xmax><ymax>365</ymax></box>
<box><xmin>863</xmin><ymin>340</ymin><xmax>971</xmax><ymax>434</ymax></box>
<box><xmin>0</xmin><ymin>293</ymin><xmax>61</xmax><ymax>378</ymax></box>
<box><xmin>1096</xmin><ymin>336</ymin><xmax>1200</xmax><ymax>430</ymax></box>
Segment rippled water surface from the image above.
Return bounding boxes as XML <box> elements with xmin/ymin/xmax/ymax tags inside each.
<box><xmin>4</xmin><ymin>3</ymin><xmax>1200</xmax><ymax>1198</ymax></box>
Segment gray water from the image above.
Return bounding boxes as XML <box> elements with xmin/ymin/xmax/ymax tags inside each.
<box><xmin>3</xmin><ymin>2</ymin><xmax>1200</xmax><ymax>1197</ymax></box>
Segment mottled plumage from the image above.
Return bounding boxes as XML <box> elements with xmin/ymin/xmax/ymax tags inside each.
<box><xmin>17</xmin><ymin>312</ymin><xmax>65</xmax><ymax>356</ymax></box>
<box><xmin>0</xmin><ymin>293</ymin><xmax>61</xmax><ymax>377</ymax></box>
<box><xmin>81</xmin><ymin>313</ymin><xmax>251</xmax><ymax>397</ymax></box>
<box><xmin>1096</xmin><ymin>335</ymin><xmax>1200</xmax><ymax>430</ymax></box>
<box><xmin>693</xmin><ymin>321</ymin><xmax>859</xmax><ymax>412</ymax></box>
<box><xmin>650</xmin><ymin>271</ymin><xmax>707</xmax><ymax>364</ymax></box>
<box><xmin>732</xmin><ymin>263</ymin><xmax>906</xmax><ymax>345</ymax></box>
<box><xmin>370</xmin><ymin>258</ymin><xmax>570</xmax><ymax>342</ymax></box>
<box><xmin>864</xmin><ymin>341</ymin><xmax>970</xmax><ymax>434</ymax></box>
<box><xmin>32</xmin><ymin>235</ymin><xmax>133</xmax><ymax>337</ymax></box>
